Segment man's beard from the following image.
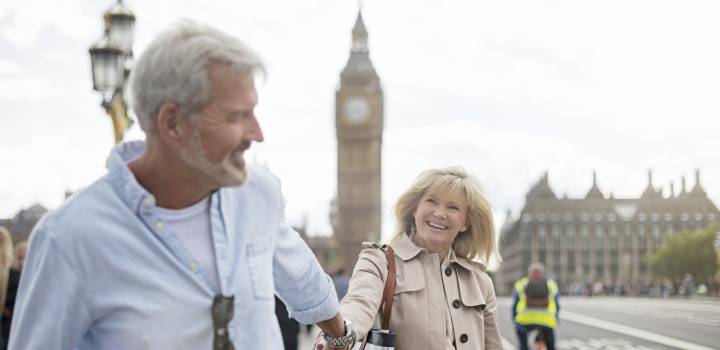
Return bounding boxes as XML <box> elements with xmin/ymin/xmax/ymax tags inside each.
<box><xmin>179</xmin><ymin>128</ymin><xmax>248</xmax><ymax>187</ymax></box>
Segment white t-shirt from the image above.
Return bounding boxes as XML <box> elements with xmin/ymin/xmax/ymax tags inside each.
<box><xmin>154</xmin><ymin>196</ymin><xmax>220</xmax><ymax>292</ymax></box>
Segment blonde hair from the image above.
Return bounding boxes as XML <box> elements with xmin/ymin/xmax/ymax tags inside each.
<box><xmin>390</xmin><ymin>166</ymin><xmax>500</xmax><ymax>264</ymax></box>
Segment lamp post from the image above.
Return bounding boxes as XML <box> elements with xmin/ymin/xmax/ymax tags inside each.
<box><xmin>89</xmin><ymin>0</ymin><xmax>136</xmax><ymax>144</ymax></box>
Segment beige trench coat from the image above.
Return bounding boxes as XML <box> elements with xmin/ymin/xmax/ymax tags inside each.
<box><xmin>340</xmin><ymin>234</ymin><xmax>502</xmax><ymax>350</ymax></box>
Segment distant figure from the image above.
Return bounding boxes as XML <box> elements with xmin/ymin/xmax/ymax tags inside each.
<box><xmin>2</xmin><ymin>241</ymin><xmax>26</xmax><ymax>349</ymax></box>
<box><xmin>0</xmin><ymin>228</ymin><xmax>12</xmax><ymax>350</ymax></box>
<box><xmin>275</xmin><ymin>296</ymin><xmax>299</xmax><ymax>350</ymax></box>
<box><xmin>512</xmin><ymin>262</ymin><xmax>560</xmax><ymax>350</ymax></box>
<box><xmin>592</xmin><ymin>281</ymin><xmax>604</xmax><ymax>297</ymax></box>
<box><xmin>681</xmin><ymin>273</ymin><xmax>695</xmax><ymax>298</ymax></box>
<box><xmin>332</xmin><ymin>268</ymin><xmax>350</xmax><ymax>301</ymax></box>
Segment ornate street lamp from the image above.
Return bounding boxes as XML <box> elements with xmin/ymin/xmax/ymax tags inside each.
<box><xmin>89</xmin><ymin>0</ymin><xmax>135</xmax><ymax>144</ymax></box>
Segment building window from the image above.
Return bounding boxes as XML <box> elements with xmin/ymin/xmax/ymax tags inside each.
<box><xmin>610</xmin><ymin>226</ymin><xmax>618</xmax><ymax>249</ymax></box>
<box><xmin>566</xmin><ymin>226</ymin><xmax>575</xmax><ymax>247</ymax></box>
<box><xmin>638</xmin><ymin>213</ymin><xmax>647</xmax><ymax>222</ymax></box>
<box><xmin>653</xmin><ymin>225</ymin><xmax>661</xmax><ymax>245</ymax></box>
<box><xmin>664</xmin><ymin>213</ymin><xmax>673</xmax><ymax>221</ymax></box>
<box><xmin>625</xmin><ymin>224</ymin><xmax>632</xmax><ymax>246</ymax></box>
<box><xmin>581</xmin><ymin>225</ymin><xmax>589</xmax><ymax>250</ymax></box>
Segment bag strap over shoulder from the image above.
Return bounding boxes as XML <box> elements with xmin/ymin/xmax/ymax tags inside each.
<box><xmin>380</xmin><ymin>245</ymin><xmax>396</xmax><ymax>330</ymax></box>
<box><xmin>359</xmin><ymin>244</ymin><xmax>397</xmax><ymax>350</ymax></box>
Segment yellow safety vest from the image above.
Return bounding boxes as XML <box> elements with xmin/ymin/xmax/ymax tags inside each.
<box><xmin>514</xmin><ymin>277</ymin><xmax>558</xmax><ymax>329</ymax></box>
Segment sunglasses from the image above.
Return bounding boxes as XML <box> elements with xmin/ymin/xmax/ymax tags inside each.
<box><xmin>212</xmin><ymin>294</ymin><xmax>235</xmax><ymax>350</ymax></box>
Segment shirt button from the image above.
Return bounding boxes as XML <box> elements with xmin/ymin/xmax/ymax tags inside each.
<box><xmin>460</xmin><ymin>333</ymin><xmax>468</xmax><ymax>343</ymax></box>
<box><xmin>453</xmin><ymin>299</ymin><xmax>461</xmax><ymax>309</ymax></box>
<box><xmin>189</xmin><ymin>260</ymin><xmax>199</xmax><ymax>271</ymax></box>
<box><xmin>445</xmin><ymin>267</ymin><xmax>452</xmax><ymax>276</ymax></box>
<box><xmin>155</xmin><ymin>222</ymin><xmax>163</xmax><ymax>230</ymax></box>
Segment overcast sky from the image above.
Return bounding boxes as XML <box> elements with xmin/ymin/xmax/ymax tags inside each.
<box><xmin>1</xmin><ymin>0</ymin><xmax>719</xmax><ymax>240</ymax></box>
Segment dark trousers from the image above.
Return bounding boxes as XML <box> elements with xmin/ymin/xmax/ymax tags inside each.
<box><xmin>515</xmin><ymin>324</ymin><xmax>555</xmax><ymax>350</ymax></box>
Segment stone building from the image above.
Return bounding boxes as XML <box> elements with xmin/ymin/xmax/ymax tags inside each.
<box><xmin>496</xmin><ymin>170</ymin><xmax>719</xmax><ymax>295</ymax></box>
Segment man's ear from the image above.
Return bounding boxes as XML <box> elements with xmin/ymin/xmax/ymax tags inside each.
<box><xmin>155</xmin><ymin>102</ymin><xmax>187</xmax><ymax>145</ymax></box>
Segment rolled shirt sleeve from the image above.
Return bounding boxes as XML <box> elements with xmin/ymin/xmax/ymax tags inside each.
<box><xmin>272</xmin><ymin>198</ymin><xmax>339</xmax><ymax>325</ymax></box>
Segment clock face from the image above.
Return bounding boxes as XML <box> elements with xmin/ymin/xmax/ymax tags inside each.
<box><xmin>344</xmin><ymin>97</ymin><xmax>369</xmax><ymax>124</ymax></box>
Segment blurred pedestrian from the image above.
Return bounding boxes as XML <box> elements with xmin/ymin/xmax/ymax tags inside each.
<box><xmin>2</xmin><ymin>241</ymin><xmax>26</xmax><ymax>349</ymax></box>
<box><xmin>681</xmin><ymin>273</ymin><xmax>695</xmax><ymax>298</ymax></box>
<box><xmin>332</xmin><ymin>268</ymin><xmax>350</xmax><ymax>301</ymax></box>
<box><xmin>275</xmin><ymin>296</ymin><xmax>300</xmax><ymax>350</ymax></box>
<box><xmin>0</xmin><ymin>228</ymin><xmax>12</xmax><ymax>350</ymax></box>
<box><xmin>512</xmin><ymin>262</ymin><xmax>560</xmax><ymax>350</ymax></box>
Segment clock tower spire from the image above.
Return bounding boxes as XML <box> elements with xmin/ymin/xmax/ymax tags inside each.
<box><xmin>334</xmin><ymin>9</ymin><xmax>384</xmax><ymax>273</ymax></box>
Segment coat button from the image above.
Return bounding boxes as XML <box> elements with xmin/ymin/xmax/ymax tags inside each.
<box><xmin>460</xmin><ymin>333</ymin><xmax>468</xmax><ymax>343</ymax></box>
<box><xmin>445</xmin><ymin>267</ymin><xmax>452</xmax><ymax>276</ymax></box>
<box><xmin>453</xmin><ymin>299</ymin><xmax>461</xmax><ymax>308</ymax></box>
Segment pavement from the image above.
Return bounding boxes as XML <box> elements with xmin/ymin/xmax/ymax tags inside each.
<box><xmin>293</xmin><ymin>296</ymin><xmax>720</xmax><ymax>350</ymax></box>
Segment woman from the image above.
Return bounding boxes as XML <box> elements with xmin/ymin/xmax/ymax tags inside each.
<box><xmin>317</xmin><ymin>166</ymin><xmax>502</xmax><ymax>349</ymax></box>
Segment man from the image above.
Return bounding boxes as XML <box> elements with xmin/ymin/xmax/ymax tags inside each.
<box><xmin>10</xmin><ymin>20</ymin><xmax>355</xmax><ymax>349</ymax></box>
<box><xmin>512</xmin><ymin>262</ymin><xmax>560</xmax><ymax>350</ymax></box>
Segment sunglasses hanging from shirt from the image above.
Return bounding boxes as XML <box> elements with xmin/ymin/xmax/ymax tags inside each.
<box><xmin>212</xmin><ymin>294</ymin><xmax>235</xmax><ymax>350</ymax></box>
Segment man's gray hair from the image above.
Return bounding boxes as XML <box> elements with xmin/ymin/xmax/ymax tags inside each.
<box><xmin>129</xmin><ymin>19</ymin><xmax>266</xmax><ymax>133</ymax></box>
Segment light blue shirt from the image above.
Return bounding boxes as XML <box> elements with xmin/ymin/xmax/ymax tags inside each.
<box><xmin>9</xmin><ymin>141</ymin><xmax>339</xmax><ymax>350</ymax></box>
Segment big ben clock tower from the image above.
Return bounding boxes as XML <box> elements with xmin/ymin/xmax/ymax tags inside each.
<box><xmin>334</xmin><ymin>11</ymin><xmax>383</xmax><ymax>273</ymax></box>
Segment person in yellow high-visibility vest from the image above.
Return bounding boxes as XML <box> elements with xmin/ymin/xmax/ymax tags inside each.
<box><xmin>512</xmin><ymin>262</ymin><xmax>559</xmax><ymax>350</ymax></box>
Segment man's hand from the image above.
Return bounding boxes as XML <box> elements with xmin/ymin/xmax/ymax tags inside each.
<box><xmin>315</xmin><ymin>313</ymin><xmax>353</xmax><ymax>349</ymax></box>
<box><xmin>317</xmin><ymin>313</ymin><xmax>345</xmax><ymax>337</ymax></box>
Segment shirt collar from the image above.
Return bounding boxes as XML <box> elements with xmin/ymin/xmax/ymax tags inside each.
<box><xmin>106</xmin><ymin>140</ymin><xmax>157</xmax><ymax>213</ymax></box>
<box><xmin>392</xmin><ymin>233</ymin><xmax>486</xmax><ymax>273</ymax></box>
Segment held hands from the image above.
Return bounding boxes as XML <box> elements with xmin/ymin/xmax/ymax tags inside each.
<box><xmin>315</xmin><ymin>313</ymin><xmax>356</xmax><ymax>349</ymax></box>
